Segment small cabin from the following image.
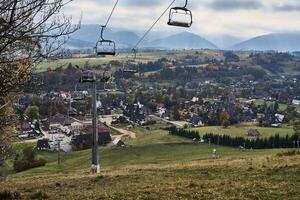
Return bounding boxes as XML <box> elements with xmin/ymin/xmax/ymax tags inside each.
<box><xmin>247</xmin><ymin>129</ymin><xmax>260</xmax><ymax>137</ymax></box>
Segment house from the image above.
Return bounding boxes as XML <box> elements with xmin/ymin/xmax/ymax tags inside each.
<box><xmin>247</xmin><ymin>129</ymin><xmax>260</xmax><ymax>137</ymax></box>
<box><xmin>71</xmin><ymin>121</ymin><xmax>84</xmax><ymax>131</ymax></box>
<box><xmin>157</xmin><ymin>107</ymin><xmax>166</xmax><ymax>118</ymax></box>
<box><xmin>292</xmin><ymin>99</ymin><xmax>300</xmax><ymax>106</ymax></box>
<box><xmin>275</xmin><ymin>113</ymin><xmax>285</xmax><ymax>123</ymax></box>
<box><xmin>16</xmin><ymin>121</ymin><xmax>32</xmax><ymax>133</ymax></box>
<box><xmin>111</xmin><ymin>116</ymin><xmax>129</xmax><ymax>125</ymax></box>
<box><xmin>189</xmin><ymin>115</ymin><xmax>204</xmax><ymax>127</ymax></box>
<box><xmin>49</xmin><ymin>113</ymin><xmax>75</xmax><ymax>129</ymax></box>
<box><xmin>191</xmin><ymin>97</ymin><xmax>199</xmax><ymax>103</ymax></box>
<box><xmin>36</xmin><ymin>139</ymin><xmax>50</xmax><ymax>150</ymax></box>
<box><xmin>113</xmin><ymin>138</ymin><xmax>126</xmax><ymax>148</ymax></box>
<box><xmin>71</xmin><ymin>126</ymin><xmax>111</xmax><ymax>150</ymax></box>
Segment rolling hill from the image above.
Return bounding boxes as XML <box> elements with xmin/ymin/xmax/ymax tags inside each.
<box><xmin>66</xmin><ymin>25</ymin><xmax>218</xmax><ymax>50</ymax></box>
<box><xmin>149</xmin><ymin>32</ymin><xmax>218</xmax><ymax>50</ymax></box>
<box><xmin>232</xmin><ymin>33</ymin><xmax>300</xmax><ymax>52</ymax></box>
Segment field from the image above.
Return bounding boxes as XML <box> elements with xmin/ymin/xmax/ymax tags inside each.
<box><xmin>238</xmin><ymin>98</ymin><xmax>300</xmax><ymax>112</ymax></box>
<box><xmin>190</xmin><ymin>123</ymin><xmax>295</xmax><ymax>138</ymax></box>
<box><xmin>35</xmin><ymin>50</ymin><xmax>224</xmax><ymax>72</ymax></box>
<box><xmin>1</xmin><ymin>124</ymin><xmax>300</xmax><ymax>199</ymax></box>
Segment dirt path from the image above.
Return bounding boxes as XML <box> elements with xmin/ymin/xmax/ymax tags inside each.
<box><xmin>99</xmin><ymin>115</ymin><xmax>136</xmax><ymax>140</ymax></box>
<box><xmin>149</xmin><ymin>115</ymin><xmax>189</xmax><ymax>127</ymax></box>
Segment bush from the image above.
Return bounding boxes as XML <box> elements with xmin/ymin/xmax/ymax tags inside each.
<box><xmin>222</xmin><ymin>120</ymin><xmax>230</xmax><ymax>128</ymax></box>
<box><xmin>144</xmin><ymin>120</ymin><xmax>156</xmax><ymax>126</ymax></box>
<box><xmin>0</xmin><ymin>190</ymin><xmax>21</xmax><ymax>200</ymax></box>
<box><xmin>13</xmin><ymin>147</ymin><xmax>47</xmax><ymax>172</ymax></box>
<box><xmin>30</xmin><ymin>190</ymin><xmax>49</xmax><ymax>200</ymax></box>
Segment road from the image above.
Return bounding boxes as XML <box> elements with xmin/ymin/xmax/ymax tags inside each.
<box><xmin>149</xmin><ymin>115</ymin><xmax>190</xmax><ymax>127</ymax></box>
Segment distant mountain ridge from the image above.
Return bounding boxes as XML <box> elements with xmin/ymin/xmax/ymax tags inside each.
<box><xmin>66</xmin><ymin>25</ymin><xmax>218</xmax><ymax>50</ymax></box>
<box><xmin>232</xmin><ymin>33</ymin><xmax>300</xmax><ymax>52</ymax></box>
<box><xmin>149</xmin><ymin>32</ymin><xmax>218</xmax><ymax>50</ymax></box>
<box><xmin>66</xmin><ymin>25</ymin><xmax>300</xmax><ymax>52</ymax></box>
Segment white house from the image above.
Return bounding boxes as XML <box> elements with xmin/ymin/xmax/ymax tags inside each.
<box><xmin>71</xmin><ymin>121</ymin><xmax>84</xmax><ymax>132</ymax></box>
<box><xmin>275</xmin><ymin>113</ymin><xmax>285</xmax><ymax>123</ymax></box>
<box><xmin>292</xmin><ymin>99</ymin><xmax>300</xmax><ymax>106</ymax></box>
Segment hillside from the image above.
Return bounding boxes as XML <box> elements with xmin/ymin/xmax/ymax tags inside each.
<box><xmin>1</xmin><ymin>125</ymin><xmax>300</xmax><ymax>199</ymax></box>
<box><xmin>232</xmin><ymin>33</ymin><xmax>300</xmax><ymax>52</ymax></box>
<box><xmin>150</xmin><ymin>32</ymin><xmax>218</xmax><ymax>50</ymax></box>
<box><xmin>67</xmin><ymin>25</ymin><xmax>218</xmax><ymax>50</ymax></box>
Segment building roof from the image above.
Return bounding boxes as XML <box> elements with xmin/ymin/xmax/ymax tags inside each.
<box><xmin>248</xmin><ymin>129</ymin><xmax>260</xmax><ymax>136</ymax></box>
<box><xmin>16</xmin><ymin>121</ymin><xmax>32</xmax><ymax>131</ymax></box>
<box><xmin>84</xmin><ymin>125</ymin><xmax>109</xmax><ymax>135</ymax></box>
<box><xmin>49</xmin><ymin>113</ymin><xmax>75</xmax><ymax>126</ymax></box>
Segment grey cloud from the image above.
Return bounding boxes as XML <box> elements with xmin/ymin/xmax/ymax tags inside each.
<box><xmin>209</xmin><ymin>0</ymin><xmax>262</xmax><ymax>11</ymax></box>
<box><xmin>121</xmin><ymin>0</ymin><xmax>164</xmax><ymax>8</ymax></box>
<box><xmin>273</xmin><ymin>4</ymin><xmax>300</xmax><ymax>12</ymax></box>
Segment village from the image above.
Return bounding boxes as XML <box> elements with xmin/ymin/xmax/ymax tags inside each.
<box><xmin>15</xmin><ymin>57</ymin><xmax>300</xmax><ymax>153</ymax></box>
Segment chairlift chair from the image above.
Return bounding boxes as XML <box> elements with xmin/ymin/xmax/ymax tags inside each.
<box><xmin>95</xmin><ymin>26</ymin><xmax>116</xmax><ymax>56</ymax></box>
<box><xmin>168</xmin><ymin>0</ymin><xmax>192</xmax><ymax>28</ymax></box>
<box><xmin>122</xmin><ymin>50</ymin><xmax>138</xmax><ymax>74</ymax></box>
<box><xmin>80</xmin><ymin>71</ymin><xmax>96</xmax><ymax>83</ymax></box>
<box><xmin>96</xmin><ymin>40</ymin><xmax>116</xmax><ymax>56</ymax></box>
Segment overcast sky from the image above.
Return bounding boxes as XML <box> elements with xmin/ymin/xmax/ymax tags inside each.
<box><xmin>64</xmin><ymin>0</ymin><xmax>300</xmax><ymax>39</ymax></box>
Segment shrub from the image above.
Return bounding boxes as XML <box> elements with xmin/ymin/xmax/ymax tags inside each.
<box><xmin>144</xmin><ymin>120</ymin><xmax>156</xmax><ymax>126</ymax></box>
<box><xmin>13</xmin><ymin>147</ymin><xmax>47</xmax><ymax>172</ymax></box>
<box><xmin>0</xmin><ymin>190</ymin><xmax>21</xmax><ymax>200</ymax></box>
<box><xmin>30</xmin><ymin>190</ymin><xmax>49</xmax><ymax>200</ymax></box>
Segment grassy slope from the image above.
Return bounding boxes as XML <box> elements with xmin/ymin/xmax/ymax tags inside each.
<box><xmin>1</xmin><ymin>124</ymin><xmax>300</xmax><ymax>199</ymax></box>
<box><xmin>35</xmin><ymin>50</ymin><xmax>223</xmax><ymax>72</ymax></box>
<box><xmin>191</xmin><ymin>123</ymin><xmax>295</xmax><ymax>138</ymax></box>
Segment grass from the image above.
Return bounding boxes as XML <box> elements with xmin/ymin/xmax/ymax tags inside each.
<box><xmin>191</xmin><ymin>123</ymin><xmax>295</xmax><ymax>138</ymax></box>
<box><xmin>1</xmin><ymin>124</ymin><xmax>300</xmax><ymax>199</ymax></box>
<box><xmin>1</xmin><ymin>150</ymin><xmax>300</xmax><ymax>199</ymax></box>
<box><xmin>239</xmin><ymin>98</ymin><xmax>300</xmax><ymax>111</ymax></box>
<box><xmin>35</xmin><ymin>50</ymin><xmax>225</xmax><ymax>72</ymax></box>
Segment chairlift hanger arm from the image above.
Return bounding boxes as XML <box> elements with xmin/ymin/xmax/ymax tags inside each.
<box><xmin>96</xmin><ymin>0</ymin><xmax>119</xmax><ymax>42</ymax></box>
<box><xmin>100</xmin><ymin>25</ymin><xmax>105</xmax><ymax>40</ymax></box>
<box><xmin>183</xmin><ymin>0</ymin><xmax>188</xmax><ymax>8</ymax></box>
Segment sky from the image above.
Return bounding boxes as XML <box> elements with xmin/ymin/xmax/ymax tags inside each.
<box><xmin>64</xmin><ymin>0</ymin><xmax>300</xmax><ymax>39</ymax></box>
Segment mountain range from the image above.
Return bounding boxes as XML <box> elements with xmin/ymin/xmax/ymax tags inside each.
<box><xmin>66</xmin><ymin>24</ymin><xmax>300</xmax><ymax>52</ymax></box>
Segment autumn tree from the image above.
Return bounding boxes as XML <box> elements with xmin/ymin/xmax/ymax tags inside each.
<box><xmin>294</xmin><ymin>119</ymin><xmax>300</xmax><ymax>137</ymax></box>
<box><xmin>220</xmin><ymin>110</ymin><xmax>230</xmax><ymax>127</ymax></box>
<box><xmin>25</xmin><ymin>106</ymin><xmax>39</xmax><ymax>122</ymax></box>
<box><xmin>0</xmin><ymin>0</ymin><xmax>79</xmax><ymax>165</ymax></box>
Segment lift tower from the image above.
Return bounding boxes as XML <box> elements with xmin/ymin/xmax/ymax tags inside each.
<box><xmin>80</xmin><ymin>71</ymin><xmax>99</xmax><ymax>173</ymax></box>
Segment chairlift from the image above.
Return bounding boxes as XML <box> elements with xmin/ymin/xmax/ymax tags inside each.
<box><xmin>79</xmin><ymin>71</ymin><xmax>96</xmax><ymax>83</ymax></box>
<box><xmin>168</xmin><ymin>0</ymin><xmax>192</xmax><ymax>28</ymax></box>
<box><xmin>121</xmin><ymin>49</ymin><xmax>138</xmax><ymax>74</ymax></box>
<box><xmin>95</xmin><ymin>26</ymin><xmax>116</xmax><ymax>56</ymax></box>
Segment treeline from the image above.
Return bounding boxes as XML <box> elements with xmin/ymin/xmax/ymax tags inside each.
<box><xmin>168</xmin><ymin>126</ymin><xmax>200</xmax><ymax>140</ymax></box>
<box><xmin>203</xmin><ymin>133</ymin><xmax>300</xmax><ymax>149</ymax></box>
<box><xmin>169</xmin><ymin>127</ymin><xmax>300</xmax><ymax>149</ymax></box>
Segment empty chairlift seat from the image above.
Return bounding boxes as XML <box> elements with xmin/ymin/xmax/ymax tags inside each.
<box><xmin>168</xmin><ymin>0</ymin><xmax>192</xmax><ymax>28</ymax></box>
<box><xmin>96</xmin><ymin>40</ymin><xmax>116</xmax><ymax>56</ymax></box>
<box><xmin>80</xmin><ymin>71</ymin><xmax>96</xmax><ymax>83</ymax></box>
<box><xmin>95</xmin><ymin>25</ymin><xmax>116</xmax><ymax>56</ymax></box>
